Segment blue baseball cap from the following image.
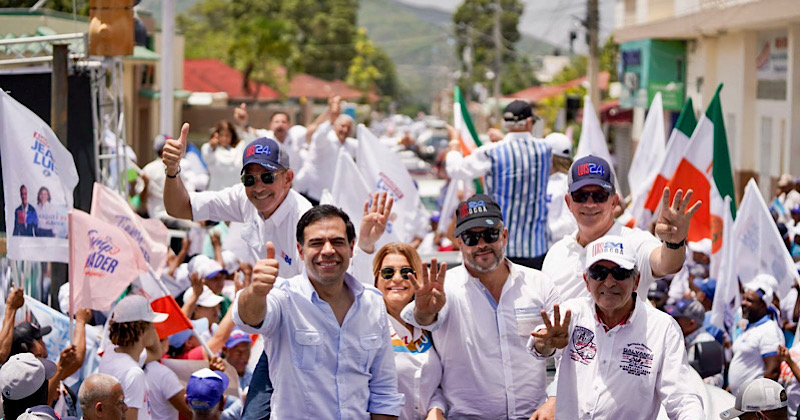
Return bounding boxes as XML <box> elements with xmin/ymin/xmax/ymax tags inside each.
<box><xmin>186</xmin><ymin>368</ymin><xmax>229</xmax><ymax>410</ymax></box>
<box><xmin>225</xmin><ymin>329</ymin><xmax>252</xmax><ymax>349</ymax></box>
<box><xmin>693</xmin><ymin>277</ymin><xmax>717</xmax><ymax>301</ymax></box>
<box><xmin>241</xmin><ymin>137</ymin><xmax>290</xmax><ymax>173</ymax></box>
<box><xmin>568</xmin><ymin>155</ymin><xmax>615</xmax><ymax>193</ymax></box>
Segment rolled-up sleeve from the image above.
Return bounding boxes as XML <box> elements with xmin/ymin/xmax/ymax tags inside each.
<box><xmin>400</xmin><ymin>300</ymin><xmax>448</xmax><ymax>331</ymax></box>
<box><xmin>445</xmin><ymin>147</ymin><xmax>492</xmax><ymax>180</ymax></box>
<box><xmin>231</xmin><ymin>288</ymin><xmax>282</xmax><ymax>337</ymax></box>
<box><xmin>367</xmin><ymin>304</ymin><xmax>405</xmax><ymax>416</ymax></box>
<box><xmin>190</xmin><ymin>184</ymin><xmax>247</xmax><ymax>223</ymax></box>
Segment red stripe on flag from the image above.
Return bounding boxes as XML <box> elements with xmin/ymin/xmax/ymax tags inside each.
<box><xmin>667</xmin><ymin>160</ymin><xmax>711</xmax><ymax>242</ymax></box>
<box><xmin>151</xmin><ymin>296</ymin><xmax>193</xmax><ymax>339</ymax></box>
<box><xmin>644</xmin><ymin>175</ymin><xmax>669</xmax><ymax>212</ymax></box>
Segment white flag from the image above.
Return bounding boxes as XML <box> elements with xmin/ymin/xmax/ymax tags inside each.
<box><xmin>733</xmin><ymin>179</ymin><xmax>800</xmax><ymax>299</ymax></box>
<box><xmin>575</xmin><ymin>96</ymin><xmax>621</xmax><ymax>193</ymax></box>
<box><xmin>1</xmin><ymin>90</ymin><xmax>79</xmax><ymax>262</ymax></box>
<box><xmin>326</xmin><ymin>148</ymin><xmax>400</xmax><ymax>247</ymax></box>
<box><xmin>710</xmin><ymin>195</ymin><xmax>738</xmax><ymax>334</ymax></box>
<box><xmin>628</xmin><ymin>93</ymin><xmax>666</xmax><ymax>225</ymax></box>
<box><xmin>356</xmin><ymin>125</ymin><xmax>423</xmax><ymax>243</ymax></box>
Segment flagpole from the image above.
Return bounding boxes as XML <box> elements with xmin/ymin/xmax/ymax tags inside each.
<box><xmin>68</xmin><ymin>211</ymin><xmax>74</xmax><ymax>344</ymax></box>
<box><xmin>145</xmin><ymin>267</ymin><xmax>212</xmax><ymax>358</ymax></box>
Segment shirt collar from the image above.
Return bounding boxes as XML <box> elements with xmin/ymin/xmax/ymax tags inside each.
<box><xmin>297</xmin><ymin>270</ymin><xmax>364</xmax><ymax>302</ymax></box>
<box><xmin>593</xmin><ymin>293</ymin><xmax>639</xmax><ymax>332</ymax></box>
<box><xmin>746</xmin><ymin>314</ymin><xmax>772</xmax><ymax>330</ymax></box>
<box><xmin>262</xmin><ymin>190</ymin><xmax>295</xmax><ymax>224</ymax></box>
<box><xmin>571</xmin><ymin>222</ymin><xmax>622</xmax><ymax>249</ymax></box>
<box><xmin>684</xmin><ymin>327</ymin><xmax>705</xmax><ymax>346</ymax></box>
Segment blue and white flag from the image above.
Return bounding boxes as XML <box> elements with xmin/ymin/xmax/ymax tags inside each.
<box><xmin>0</xmin><ymin>89</ymin><xmax>79</xmax><ymax>262</ymax></box>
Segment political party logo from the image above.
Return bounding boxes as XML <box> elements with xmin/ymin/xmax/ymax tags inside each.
<box><xmin>281</xmin><ymin>250</ymin><xmax>292</xmax><ymax>266</ymax></box>
<box><xmin>391</xmin><ymin>330</ymin><xmax>433</xmax><ymax>354</ymax></box>
<box><xmin>113</xmin><ymin>215</ymin><xmax>151</xmax><ymax>263</ymax></box>
<box><xmin>376</xmin><ymin>172</ymin><xmax>404</xmax><ymax>200</ymax></box>
<box><xmin>245</xmin><ymin>144</ymin><xmax>271</xmax><ymax>158</ymax></box>
<box><xmin>569</xmin><ymin>326</ymin><xmax>597</xmax><ymax>365</ymax></box>
<box><xmin>576</xmin><ymin>162</ymin><xmax>605</xmax><ymax>177</ymax></box>
<box><xmin>84</xmin><ymin>229</ymin><xmax>121</xmax><ymax>277</ymax></box>
<box><xmin>458</xmin><ymin>200</ymin><xmax>488</xmax><ymax>218</ymax></box>
<box><xmin>619</xmin><ymin>342</ymin><xmax>654</xmax><ymax>377</ymax></box>
<box><xmin>31</xmin><ymin>131</ymin><xmax>56</xmax><ymax>177</ymax></box>
<box><xmin>592</xmin><ymin>241</ymin><xmax>624</xmax><ymax>257</ymax></box>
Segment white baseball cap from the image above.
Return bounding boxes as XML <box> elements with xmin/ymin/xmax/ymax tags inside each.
<box><xmin>745</xmin><ymin>274</ymin><xmax>777</xmax><ymax>306</ymax></box>
<box><xmin>687</xmin><ymin>238</ymin><xmax>712</xmax><ymax>255</ymax></box>
<box><xmin>111</xmin><ymin>295</ymin><xmax>168</xmax><ymax>323</ymax></box>
<box><xmin>183</xmin><ymin>285</ymin><xmax>224</xmax><ymax>308</ymax></box>
<box><xmin>585</xmin><ymin>235</ymin><xmax>636</xmax><ymax>271</ymax></box>
<box><xmin>221</xmin><ymin>250</ymin><xmax>239</xmax><ymax>274</ymax></box>
<box><xmin>545</xmin><ymin>132</ymin><xmax>572</xmax><ymax>158</ymax></box>
<box><xmin>200</xmin><ymin>259</ymin><xmax>227</xmax><ymax>280</ymax></box>
<box><xmin>0</xmin><ymin>353</ymin><xmax>57</xmax><ymax>400</ymax></box>
<box><xmin>720</xmin><ymin>378</ymin><xmax>787</xmax><ymax>419</ymax></box>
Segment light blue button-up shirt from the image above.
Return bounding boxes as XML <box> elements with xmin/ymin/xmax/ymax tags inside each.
<box><xmin>232</xmin><ymin>272</ymin><xmax>404</xmax><ymax>419</ymax></box>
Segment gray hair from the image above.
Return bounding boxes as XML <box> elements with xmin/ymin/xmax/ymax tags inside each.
<box><xmin>334</xmin><ymin>114</ymin><xmax>354</xmax><ymax>126</ymax></box>
<box><xmin>79</xmin><ymin>373</ymin><xmax>121</xmax><ymax>414</ymax></box>
<box><xmin>502</xmin><ymin>119</ymin><xmax>528</xmax><ymax>132</ymax></box>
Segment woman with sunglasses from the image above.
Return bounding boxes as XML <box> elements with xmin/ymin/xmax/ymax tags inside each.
<box><xmin>372</xmin><ymin>243</ymin><xmax>445</xmax><ymax>420</ymax></box>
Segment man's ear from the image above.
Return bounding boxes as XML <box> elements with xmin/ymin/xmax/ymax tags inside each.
<box><xmin>217</xmin><ymin>396</ymin><xmax>226</xmax><ymax>412</ymax></box>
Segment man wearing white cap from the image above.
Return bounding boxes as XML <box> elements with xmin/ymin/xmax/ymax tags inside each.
<box><xmin>720</xmin><ymin>377</ymin><xmax>789</xmax><ymax>419</ymax></box>
<box><xmin>544</xmin><ymin>132</ymin><xmax>576</xmax><ymax>247</ymax></box>
<box><xmin>0</xmin><ymin>353</ymin><xmax>57</xmax><ymax>419</ymax></box>
<box><xmin>99</xmin><ymin>295</ymin><xmax>168</xmax><ymax>420</ymax></box>
<box><xmin>729</xmin><ymin>277</ymin><xmax>785</xmax><ymax>396</ymax></box>
<box><xmin>529</xmin><ymin>235</ymin><xmax>703</xmax><ymax>419</ymax></box>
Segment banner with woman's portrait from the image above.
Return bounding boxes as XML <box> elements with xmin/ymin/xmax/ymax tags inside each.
<box><xmin>1</xmin><ymin>89</ymin><xmax>78</xmax><ymax>262</ymax></box>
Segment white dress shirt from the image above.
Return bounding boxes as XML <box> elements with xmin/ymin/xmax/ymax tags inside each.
<box><xmin>527</xmin><ymin>296</ymin><xmax>705</xmax><ymax>419</ymax></box>
<box><xmin>232</xmin><ymin>273</ymin><xmax>405</xmax><ymax>419</ymax></box>
<box><xmin>387</xmin><ymin>316</ymin><xmax>445</xmax><ymax>419</ymax></box>
<box><xmin>400</xmin><ymin>261</ymin><xmax>559</xmax><ymax>419</ymax></box>
<box><xmin>295</xmin><ymin>121</ymin><xmax>358</xmax><ymax>201</ymax></box>
<box><xmin>189</xmin><ymin>185</ymin><xmax>311</xmax><ymax>276</ymax></box>
<box><xmin>542</xmin><ymin>222</ymin><xmax>660</xmax><ymax>302</ymax></box>
<box><xmin>546</xmin><ymin>172</ymin><xmax>577</xmax><ymax>247</ymax></box>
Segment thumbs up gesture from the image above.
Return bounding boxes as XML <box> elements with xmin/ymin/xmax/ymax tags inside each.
<box><xmin>251</xmin><ymin>242</ymin><xmax>279</xmax><ymax>297</ymax></box>
<box><xmin>162</xmin><ymin>123</ymin><xmax>190</xmax><ymax>177</ymax></box>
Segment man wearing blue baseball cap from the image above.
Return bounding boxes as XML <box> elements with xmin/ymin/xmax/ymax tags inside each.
<box><xmin>185</xmin><ymin>368</ymin><xmax>229</xmax><ymax>420</ymax></box>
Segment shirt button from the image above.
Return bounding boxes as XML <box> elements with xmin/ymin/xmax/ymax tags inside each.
<box><xmin>338</xmin><ymin>378</ymin><xmax>344</xmax><ymax>383</ymax></box>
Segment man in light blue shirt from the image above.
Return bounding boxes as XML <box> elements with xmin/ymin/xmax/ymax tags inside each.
<box><xmin>233</xmin><ymin>205</ymin><xmax>404</xmax><ymax>419</ymax></box>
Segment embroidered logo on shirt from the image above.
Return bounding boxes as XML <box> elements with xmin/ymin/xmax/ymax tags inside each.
<box><xmin>620</xmin><ymin>342</ymin><xmax>654</xmax><ymax>376</ymax></box>
<box><xmin>570</xmin><ymin>326</ymin><xmax>597</xmax><ymax>365</ymax></box>
<box><xmin>281</xmin><ymin>251</ymin><xmax>292</xmax><ymax>265</ymax></box>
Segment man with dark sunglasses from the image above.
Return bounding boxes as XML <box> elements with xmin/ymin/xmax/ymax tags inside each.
<box><xmin>528</xmin><ymin>235</ymin><xmax>703</xmax><ymax>419</ymax></box>
<box><xmin>401</xmin><ymin>194</ymin><xmax>560</xmax><ymax>419</ymax></box>
<box><xmin>543</xmin><ymin>155</ymin><xmax>700</xmax><ymax>304</ymax></box>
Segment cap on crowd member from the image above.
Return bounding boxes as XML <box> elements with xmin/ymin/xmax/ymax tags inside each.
<box><xmin>17</xmin><ymin>405</ymin><xmax>62</xmax><ymax>420</ymax></box>
<box><xmin>11</xmin><ymin>322</ymin><xmax>52</xmax><ymax>356</ymax></box>
<box><xmin>502</xmin><ymin>100</ymin><xmax>535</xmax><ymax>122</ymax></box>
<box><xmin>647</xmin><ymin>279</ymin><xmax>669</xmax><ymax>301</ymax></box>
<box><xmin>585</xmin><ymin>235</ymin><xmax>636</xmax><ymax>271</ymax></box>
<box><xmin>544</xmin><ymin>133</ymin><xmax>573</xmax><ymax>158</ymax></box>
<box><xmin>111</xmin><ymin>295</ymin><xmax>168</xmax><ymax>323</ymax></box>
<box><xmin>454</xmin><ymin>194</ymin><xmax>504</xmax><ymax>237</ymax></box>
<box><xmin>188</xmin><ymin>255</ymin><xmax>211</xmax><ymax>276</ymax></box>
<box><xmin>225</xmin><ymin>329</ymin><xmax>253</xmax><ymax>349</ymax></box>
<box><xmin>720</xmin><ymin>378</ymin><xmax>788</xmax><ymax>419</ymax></box>
<box><xmin>169</xmin><ymin>318</ymin><xmax>210</xmax><ymax>349</ymax></box>
<box><xmin>687</xmin><ymin>238</ymin><xmax>712</xmax><ymax>256</ymax></box>
<box><xmin>568</xmin><ymin>155</ymin><xmax>615</xmax><ymax>193</ymax></box>
<box><xmin>745</xmin><ymin>274</ymin><xmax>778</xmax><ymax>306</ymax></box>
<box><xmin>241</xmin><ymin>137</ymin><xmax>290</xmax><ymax>173</ymax></box>
<box><xmin>186</xmin><ymin>368</ymin><xmax>229</xmax><ymax>410</ymax></box>
<box><xmin>791</xmin><ymin>205</ymin><xmax>800</xmax><ymax>215</ymax></box>
<box><xmin>693</xmin><ymin>277</ymin><xmax>717</xmax><ymax>301</ymax></box>
<box><xmin>201</xmin><ymin>259</ymin><xmax>227</xmax><ymax>280</ymax></box>
<box><xmin>666</xmin><ymin>298</ymin><xmax>706</xmax><ymax>326</ymax></box>
<box><xmin>778</xmin><ymin>173</ymin><xmax>794</xmax><ymax>189</ymax></box>
<box><xmin>221</xmin><ymin>250</ymin><xmax>240</xmax><ymax>275</ymax></box>
<box><xmin>0</xmin><ymin>353</ymin><xmax>57</xmax><ymax>401</ymax></box>
<box><xmin>183</xmin><ymin>286</ymin><xmax>225</xmax><ymax>309</ymax></box>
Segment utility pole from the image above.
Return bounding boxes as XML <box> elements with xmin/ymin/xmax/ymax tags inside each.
<box><xmin>587</xmin><ymin>0</ymin><xmax>600</xmax><ymax>113</ymax></box>
<box><xmin>492</xmin><ymin>0</ymin><xmax>502</xmax><ymax>122</ymax></box>
<box><xmin>51</xmin><ymin>44</ymin><xmax>69</xmax><ymax>310</ymax></box>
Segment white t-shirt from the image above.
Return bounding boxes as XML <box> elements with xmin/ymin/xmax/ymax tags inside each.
<box><xmin>728</xmin><ymin>315</ymin><xmax>785</xmax><ymax>395</ymax></box>
<box><xmin>201</xmin><ymin>140</ymin><xmax>246</xmax><ymax>192</ymax></box>
<box><xmin>98</xmin><ymin>348</ymin><xmax>152</xmax><ymax>420</ymax></box>
<box><xmin>142</xmin><ymin>159</ymin><xmax>196</xmax><ymax>220</ymax></box>
<box><xmin>144</xmin><ymin>361</ymin><xmax>184</xmax><ymax>420</ymax></box>
<box><xmin>542</xmin><ymin>222</ymin><xmax>661</xmax><ymax>302</ymax></box>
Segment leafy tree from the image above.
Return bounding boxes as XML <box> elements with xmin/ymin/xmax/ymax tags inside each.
<box><xmin>453</xmin><ymin>0</ymin><xmax>535</xmax><ymax>97</ymax></box>
<box><xmin>346</xmin><ymin>28</ymin><xmax>400</xmax><ymax>102</ymax></box>
<box><xmin>0</xmin><ymin>0</ymin><xmax>88</xmax><ymax>14</ymax></box>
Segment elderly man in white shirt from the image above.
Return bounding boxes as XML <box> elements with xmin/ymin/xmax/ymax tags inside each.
<box><xmin>400</xmin><ymin>194</ymin><xmax>559</xmax><ymax>419</ymax></box>
<box><xmin>233</xmin><ymin>205</ymin><xmax>405</xmax><ymax>419</ymax></box>
<box><xmin>529</xmin><ymin>235</ymin><xmax>704</xmax><ymax>419</ymax></box>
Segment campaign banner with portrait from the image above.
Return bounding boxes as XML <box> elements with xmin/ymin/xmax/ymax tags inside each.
<box><xmin>0</xmin><ymin>90</ymin><xmax>79</xmax><ymax>262</ymax></box>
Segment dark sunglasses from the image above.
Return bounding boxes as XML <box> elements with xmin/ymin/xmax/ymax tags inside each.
<box><xmin>587</xmin><ymin>265</ymin><xmax>634</xmax><ymax>281</ymax></box>
<box><xmin>571</xmin><ymin>189</ymin><xmax>611</xmax><ymax>203</ymax></box>
<box><xmin>241</xmin><ymin>171</ymin><xmax>281</xmax><ymax>187</ymax></box>
<box><xmin>459</xmin><ymin>228</ymin><xmax>501</xmax><ymax>247</ymax></box>
<box><xmin>379</xmin><ymin>266</ymin><xmax>415</xmax><ymax>280</ymax></box>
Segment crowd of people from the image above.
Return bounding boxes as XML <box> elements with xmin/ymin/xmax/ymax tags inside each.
<box><xmin>5</xmin><ymin>97</ymin><xmax>800</xmax><ymax>420</ymax></box>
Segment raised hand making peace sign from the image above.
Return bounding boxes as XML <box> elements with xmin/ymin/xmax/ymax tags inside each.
<box><xmin>410</xmin><ymin>257</ymin><xmax>447</xmax><ymax>326</ymax></box>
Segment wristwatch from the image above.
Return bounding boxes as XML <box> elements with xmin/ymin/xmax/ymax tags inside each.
<box><xmin>663</xmin><ymin>238</ymin><xmax>686</xmax><ymax>250</ymax></box>
<box><xmin>166</xmin><ymin>166</ymin><xmax>181</xmax><ymax>178</ymax></box>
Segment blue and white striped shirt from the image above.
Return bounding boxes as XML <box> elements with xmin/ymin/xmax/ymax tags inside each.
<box><xmin>445</xmin><ymin>132</ymin><xmax>552</xmax><ymax>258</ymax></box>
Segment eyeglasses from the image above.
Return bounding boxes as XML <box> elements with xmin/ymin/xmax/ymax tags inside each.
<box><xmin>379</xmin><ymin>266</ymin><xmax>415</xmax><ymax>280</ymax></box>
<box><xmin>241</xmin><ymin>171</ymin><xmax>281</xmax><ymax>187</ymax></box>
<box><xmin>587</xmin><ymin>265</ymin><xmax>634</xmax><ymax>281</ymax></box>
<box><xmin>570</xmin><ymin>189</ymin><xmax>611</xmax><ymax>203</ymax></box>
<box><xmin>459</xmin><ymin>228</ymin><xmax>501</xmax><ymax>247</ymax></box>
